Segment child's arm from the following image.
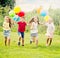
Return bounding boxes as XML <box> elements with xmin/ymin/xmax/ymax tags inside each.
<box><xmin>39</xmin><ymin>21</ymin><xmax>45</xmax><ymax>26</ymax></box>
<box><xmin>39</xmin><ymin>21</ymin><xmax>48</xmax><ymax>27</ymax></box>
<box><xmin>3</xmin><ymin>23</ymin><xmax>5</xmax><ymax>27</ymax></box>
<box><xmin>30</xmin><ymin>23</ymin><xmax>34</xmax><ymax>30</ymax></box>
<box><xmin>39</xmin><ymin>22</ymin><xmax>44</xmax><ymax>25</ymax></box>
<box><xmin>24</xmin><ymin>21</ymin><xmax>30</xmax><ymax>26</ymax></box>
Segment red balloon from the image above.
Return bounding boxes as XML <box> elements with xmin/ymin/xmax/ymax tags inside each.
<box><xmin>17</xmin><ymin>11</ymin><xmax>25</xmax><ymax>17</ymax></box>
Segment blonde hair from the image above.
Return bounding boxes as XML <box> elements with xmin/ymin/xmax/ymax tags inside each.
<box><xmin>48</xmin><ymin>17</ymin><xmax>53</xmax><ymax>22</ymax></box>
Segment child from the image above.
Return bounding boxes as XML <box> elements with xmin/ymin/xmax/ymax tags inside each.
<box><xmin>17</xmin><ymin>16</ymin><xmax>27</xmax><ymax>46</ymax></box>
<box><xmin>29</xmin><ymin>16</ymin><xmax>40</xmax><ymax>47</ymax></box>
<box><xmin>45</xmin><ymin>18</ymin><xmax>55</xmax><ymax>46</ymax></box>
<box><xmin>3</xmin><ymin>16</ymin><xmax>12</xmax><ymax>46</ymax></box>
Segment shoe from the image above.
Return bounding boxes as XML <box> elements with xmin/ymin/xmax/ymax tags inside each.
<box><xmin>18</xmin><ymin>42</ymin><xmax>20</xmax><ymax>46</ymax></box>
<box><xmin>22</xmin><ymin>45</ymin><xmax>24</xmax><ymax>46</ymax></box>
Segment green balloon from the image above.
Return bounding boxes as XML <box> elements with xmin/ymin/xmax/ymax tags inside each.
<box><xmin>9</xmin><ymin>10</ymin><xmax>15</xmax><ymax>17</ymax></box>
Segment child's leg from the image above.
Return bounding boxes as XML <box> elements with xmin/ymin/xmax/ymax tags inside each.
<box><xmin>30</xmin><ymin>37</ymin><xmax>33</xmax><ymax>44</ymax></box>
<box><xmin>35</xmin><ymin>33</ymin><xmax>38</xmax><ymax>46</ymax></box>
<box><xmin>18</xmin><ymin>32</ymin><xmax>21</xmax><ymax>46</ymax></box>
<box><xmin>19</xmin><ymin>37</ymin><xmax>21</xmax><ymax>42</ymax></box>
<box><xmin>21</xmin><ymin>32</ymin><xmax>24</xmax><ymax>46</ymax></box>
<box><xmin>36</xmin><ymin>38</ymin><xmax>38</xmax><ymax>46</ymax></box>
<box><xmin>8</xmin><ymin>37</ymin><xmax>10</xmax><ymax>46</ymax></box>
<box><xmin>46</xmin><ymin>37</ymin><xmax>50</xmax><ymax>46</ymax></box>
<box><xmin>49</xmin><ymin>38</ymin><xmax>52</xmax><ymax>46</ymax></box>
<box><xmin>47</xmin><ymin>38</ymin><xmax>49</xmax><ymax>44</ymax></box>
<box><xmin>33</xmin><ymin>37</ymin><xmax>35</xmax><ymax>43</ymax></box>
<box><xmin>5</xmin><ymin>37</ymin><xmax>7</xmax><ymax>46</ymax></box>
<box><xmin>22</xmin><ymin>39</ymin><xmax>24</xmax><ymax>46</ymax></box>
<box><xmin>18</xmin><ymin>37</ymin><xmax>21</xmax><ymax>46</ymax></box>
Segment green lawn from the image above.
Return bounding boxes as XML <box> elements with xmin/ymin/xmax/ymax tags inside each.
<box><xmin>0</xmin><ymin>32</ymin><xmax>60</xmax><ymax>58</ymax></box>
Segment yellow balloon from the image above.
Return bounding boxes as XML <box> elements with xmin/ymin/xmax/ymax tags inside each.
<box><xmin>14</xmin><ymin>6</ymin><xmax>21</xmax><ymax>13</ymax></box>
<box><xmin>44</xmin><ymin>15</ymin><xmax>50</xmax><ymax>22</ymax></box>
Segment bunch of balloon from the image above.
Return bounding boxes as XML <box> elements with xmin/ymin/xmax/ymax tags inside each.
<box><xmin>36</xmin><ymin>6</ymin><xmax>50</xmax><ymax>22</ymax></box>
<box><xmin>39</xmin><ymin>9</ymin><xmax>50</xmax><ymax>22</ymax></box>
<box><xmin>9</xmin><ymin>6</ymin><xmax>25</xmax><ymax>22</ymax></box>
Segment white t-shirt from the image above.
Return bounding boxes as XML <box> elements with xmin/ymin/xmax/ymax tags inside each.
<box><xmin>45</xmin><ymin>23</ymin><xmax>55</xmax><ymax>33</ymax></box>
<box><xmin>31</xmin><ymin>22</ymin><xmax>38</xmax><ymax>33</ymax></box>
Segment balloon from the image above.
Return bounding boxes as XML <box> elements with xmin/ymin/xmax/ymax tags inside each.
<box><xmin>9</xmin><ymin>10</ymin><xmax>15</xmax><ymax>17</ymax></box>
<box><xmin>14</xmin><ymin>6</ymin><xmax>21</xmax><ymax>14</ymax></box>
<box><xmin>40</xmin><ymin>11</ymin><xmax>47</xmax><ymax>16</ymax></box>
<box><xmin>37</xmin><ymin>7</ymin><xmax>42</xmax><ymax>14</ymax></box>
<box><xmin>17</xmin><ymin>11</ymin><xmax>25</xmax><ymax>17</ymax></box>
<box><xmin>37</xmin><ymin>8</ymin><xmax>41</xmax><ymax>14</ymax></box>
<box><xmin>13</xmin><ymin>15</ymin><xmax>20</xmax><ymax>22</ymax></box>
<box><xmin>44</xmin><ymin>15</ymin><xmax>50</xmax><ymax>22</ymax></box>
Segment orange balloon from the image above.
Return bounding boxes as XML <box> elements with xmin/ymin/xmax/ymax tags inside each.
<box><xmin>37</xmin><ymin>7</ymin><xmax>42</xmax><ymax>14</ymax></box>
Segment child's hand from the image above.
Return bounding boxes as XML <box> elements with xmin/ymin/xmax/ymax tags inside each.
<box><xmin>39</xmin><ymin>22</ymin><xmax>44</xmax><ymax>25</ymax></box>
<box><xmin>26</xmin><ymin>22</ymin><xmax>31</xmax><ymax>26</ymax></box>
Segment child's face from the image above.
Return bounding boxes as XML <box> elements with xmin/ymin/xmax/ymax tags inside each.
<box><xmin>48</xmin><ymin>19</ymin><xmax>52</xmax><ymax>24</ymax></box>
<box><xmin>20</xmin><ymin>17</ymin><xmax>25</xmax><ymax>22</ymax></box>
<box><xmin>34</xmin><ymin>17</ymin><xmax>38</xmax><ymax>23</ymax></box>
<box><xmin>5</xmin><ymin>17</ymin><xmax>9</xmax><ymax>23</ymax></box>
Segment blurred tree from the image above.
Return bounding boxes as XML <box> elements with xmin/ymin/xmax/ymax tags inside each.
<box><xmin>0</xmin><ymin>0</ymin><xmax>15</xmax><ymax>9</ymax></box>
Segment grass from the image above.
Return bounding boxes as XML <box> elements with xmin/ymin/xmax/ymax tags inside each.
<box><xmin>0</xmin><ymin>32</ymin><xmax>60</xmax><ymax>58</ymax></box>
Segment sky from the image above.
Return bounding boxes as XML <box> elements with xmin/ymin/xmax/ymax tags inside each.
<box><xmin>15</xmin><ymin>0</ymin><xmax>60</xmax><ymax>12</ymax></box>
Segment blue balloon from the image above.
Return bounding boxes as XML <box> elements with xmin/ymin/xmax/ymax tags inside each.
<box><xmin>40</xmin><ymin>11</ymin><xmax>47</xmax><ymax>16</ymax></box>
<box><xmin>13</xmin><ymin>15</ymin><xmax>20</xmax><ymax>22</ymax></box>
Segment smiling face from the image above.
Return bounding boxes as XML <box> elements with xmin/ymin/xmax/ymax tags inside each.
<box><xmin>34</xmin><ymin>17</ymin><xmax>38</xmax><ymax>23</ymax></box>
<box><xmin>5</xmin><ymin>16</ymin><xmax>10</xmax><ymax>23</ymax></box>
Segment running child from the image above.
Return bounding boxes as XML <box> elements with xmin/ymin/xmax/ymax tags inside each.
<box><xmin>45</xmin><ymin>18</ymin><xmax>55</xmax><ymax>46</ymax></box>
<box><xmin>29</xmin><ymin>16</ymin><xmax>40</xmax><ymax>47</ymax></box>
<box><xmin>17</xmin><ymin>16</ymin><xmax>27</xmax><ymax>46</ymax></box>
<box><xmin>3</xmin><ymin>16</ymin><xmax>12</xmax><ymax>46</ymax></box>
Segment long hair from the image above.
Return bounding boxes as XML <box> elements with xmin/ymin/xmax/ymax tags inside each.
<box><xmin>9</xmin><ymin>18</ymin><xmax>11</xmax><ymax>28</ymax></box>
<box><xmin>5</xmin><ymin>16</ymin><xmax>12</xmax><ymax>28</ymax></box>
<box><xmin>29</xmin><ymin>16</ymin><xmax>40</xmax><ymax>24</ymax></box>
<box><xmin>29</xmin><ymin>17</ymin><xmax>34</xmax><ymax>24</ymax></box>
<box><xmin>37</xmin><ymin>16</ymin><xmax>40</xmax><ymax>24</ymax></box>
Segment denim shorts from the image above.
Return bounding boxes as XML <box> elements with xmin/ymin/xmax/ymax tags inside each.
<box><xmin>18</xmin><ymin>32</ymin><xmax>24</xmax><ymax>39</ymax></box>
<box><xmin>3</xmin><ymin>30</ymin><xmax>10</xmax><ymax>37</ymax></box>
